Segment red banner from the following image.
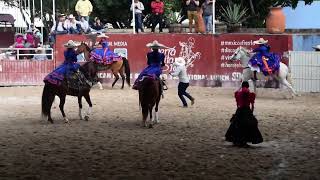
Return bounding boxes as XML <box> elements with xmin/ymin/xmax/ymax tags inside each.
<box><xmin>55</xmin><ymin>34</ymin><xmax>292</xmax><ymax>87</ymax></box>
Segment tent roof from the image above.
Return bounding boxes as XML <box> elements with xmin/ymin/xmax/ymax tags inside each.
<box><xmin>0</xmin><ymin>14</ymin><xmax>14</xmax><ymax>24</ymax></box>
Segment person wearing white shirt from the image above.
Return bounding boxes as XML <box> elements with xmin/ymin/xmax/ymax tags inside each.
<box><xmin>49</xmin><ymin>14</ymin><xmax>68</xmax><ymax>44</ymax></box>
<box><xmin>65</xmin><ymin>14</ymin><xmax>81</xmax><ymax>34</ymax></box>
<box><xmin>79</xmin><ymin>16</ymin><xmax>90</xmax><ymax>34</ymax></box>
<box><xmin>130</xmin><ymin>0</ymin><xmax>145</xmax><ymax>33</ymax></box>
<box><xmin>169</xmin><ymin>57</ymin><xmax>195</xmax><ymax>107</ymax></box>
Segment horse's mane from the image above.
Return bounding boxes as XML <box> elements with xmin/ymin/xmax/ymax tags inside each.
<box><xmin>81</xmin><ymin>43</ymin><xmax>92</xmax><ymax>52</ymax></box>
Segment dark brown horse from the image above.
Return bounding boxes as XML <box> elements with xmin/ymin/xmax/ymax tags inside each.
<box><xmin>41</xmin><ymin>61</ymin><xmax>99</xmax><ymax>123</ymax></box>
<box><xmin>139</xmin><ymin>76</ymin><xmax>161</xmax><ymax>128</ymax></box>
<box><xmin>77</xmin><ymin>42</ymin><xmax>131</xmax><ymax>89</ymax></box>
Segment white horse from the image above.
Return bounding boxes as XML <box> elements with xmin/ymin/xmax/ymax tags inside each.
<box><xmin>230</xmin><ymin>46</ymin><xmax>298</xmax><ymax>97</ymax></box>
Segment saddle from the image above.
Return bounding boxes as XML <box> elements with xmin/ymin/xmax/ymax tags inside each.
<box><xmin>250</xmin><ymin>53</ymin><xmax>280</xmax><ymax>76</ymax></box>
<box><xmin>66</xmin><ymin>71</ymin><xmax>98</xmax><ymax>90</ymax></box>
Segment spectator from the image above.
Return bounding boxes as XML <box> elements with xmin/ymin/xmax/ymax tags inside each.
<box><xmin>24</xmin><ymin>29</ymin><xmax>35</xmax><ymax>48</ymax></box>
<box><xmin>201</xmin><ymin>0</ymin><xmax>213</xmax><ymax>33</ymax></box>
<box><xmin>75</xmin><ymin>0</ymin><xmax>93</xmax><ymax>22</ymax></box>
<box><xmin>79</xmin><ymin>16</ymin><xmax>91</xmax><ymax>34</ymax></box>
<box><xmin>91</xmin><ymin>17</ymin><xmax>106</xmax><ymax>33</ymax></box>
<box><xmin>14</xmin><ymin>34</ymin><xmax>25</xmax><ymax>48</ymax></box>
<box><xmin>65</xmin><ymin>14</ymin><xmax>80</xmax><ymax>34</ymax></box>
<box><xmin>130</xmin><ymin>0</ymin><xmax>145</xmax><ymax>33</ymax></box>
<box><xmin>151</xmin><ymin>0</ymin><xmax>164</xmax><ymax>33</ymax></box>
<box><xmin>32</xmin><ymin>47</ymin><xmax>48</xmax><ymax>61</ymax></box>
<box><xmin>312</xmin><ymin>45</ymin><xmax>320</xmax><ymax>52</ymax></box>
<box><xmin>186</xmin><ymin>0</ymin><xmax>200</xmax><ymax>33</ymax></box>
<box><xmin>49</xmin><ymin>14</ymin><xmax>68</xmax><ymax>44</ymax></box>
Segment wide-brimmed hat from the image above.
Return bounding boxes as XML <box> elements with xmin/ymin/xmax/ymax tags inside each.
<box><xmin>68</xmin><ymin>14</ymin><xmax>75</xmax><ymax>19</ymax></box>
<box><xmin>64</xmin><ymin>40</ymin><xmax>80</xmax><ymax>48</ymax></box>
<box><xmin>97</xmin><ymin>33</ymin><xmax>109</xmax><ymax>38</ymax></box>
<box><xmin>58</xmin><ymin>13</ymin><xmax>66</xmax><ymax>17</ymax></box>
<box><xmin>174</xmin><ymin>57</ymin><xmax>186</xmax><ymax>66</ymax></box>
<box><xmin>254</xmin><ymin>38</ymin><xmax>268</xmax><ymax>45</ymax></box>
<box><xmin>312</xmin><ymin>45</ymin><xmax>320</xmax><ymax>50</ymax></box>
<box><xmin>15</xmin><ymin>33</ymin><xmax>24</xmax><ymax>37</ymax></box>
<box><xmin>146</xmin><ymin>40</ymin><xmax>169</xmax><ymax>49</ymax></box>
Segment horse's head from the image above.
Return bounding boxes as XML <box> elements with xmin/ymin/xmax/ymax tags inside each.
<box><xmin>76</xmin><ymin>42</ymin><xmax>91</xmax><ymax>54</ymax></box>
<box><xmin>230</xmin><ymin>46</ymin><xmax>250</xmax><ymax>61</ymax></box>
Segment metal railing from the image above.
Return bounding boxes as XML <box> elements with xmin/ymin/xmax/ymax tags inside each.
<box><xmin>0</xmin><ymin>47</ymin><xmax>54</xmax><ymax>61</ymax></box>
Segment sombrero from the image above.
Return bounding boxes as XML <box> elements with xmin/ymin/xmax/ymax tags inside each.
<box><xmin>64</xmin><ymin>40</ymin><xmax>80</xmax><ymax>48</ymax></box>
<box><xmin>146</xmin><ymin>40</ymin><xmax>169</xmax><ymax>49</ymax></box>
<box><xmin>26</xmin><ymin>29</ymin><xmax>33</xmax><ymax>33</ymax></box>
<box><xmin>15</xmin><ymin>33</ymin><xmax>24</xmax><ymax>37</ymax></box>
<box><xmin>253</xmin><ymin>38</ymin><xmax>268</xmax><ymax>45</ymax></box>
<box><xmin>68</xmin><ymin>14</ymin><xmax>75</xmax><ymax>19</ymax></box>
<box><xmin>97</xmin><ymin>33</ymin><xmax>109</xmax><ymax>38</ymax></box>
<box><xmin>312</xmin><ymin>45</ymin><xmax>320</xmax><ymax>50</ymax></box>
<box><xmin>174</xmin><ymin>57</ymin><xmax>186</xmax><ymax>66</ymax></box>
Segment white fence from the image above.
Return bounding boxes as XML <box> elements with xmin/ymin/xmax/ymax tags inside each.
<box><xmin>0</xmin><ymin>48</ymin><xmax>54</xmax><ymax>61</ymax></box>
<box><xmin>289</xmin><ymin>51</ymin><xmax>320</xmax><ymax>92</ymax></box>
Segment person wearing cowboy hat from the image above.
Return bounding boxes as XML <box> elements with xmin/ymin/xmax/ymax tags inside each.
<box><xmin>132</xmin><ymin>40</ymin><xmax>168</xmax><ymax>90</ymax></box>
<box><xmin>14</xmin><ymin>33</ymin><xmax>25</xmax><ymax>48</ymax></box>
<box><xmin>249</xmin><ymin>38</ymin><xmax>271</xmax><ymax>80</ymax></box>
<box><xmin>44</xmin><ymin>40</ymin><xmax>81</xmax><ymax>85</ymax></box>
<box><xmin>65</xmin><ymin>14</ymin><xmax>81</xmax><ymax>34</ymax></box>
<box><xmin>312</xmin><ymin>45</ymin><xmax>320</xmax><ymax>52</ymax></box>
<box><xmin>32</xmin><ymin>47</ymin><xmax>48</xmax><ymax>61</ymax></box>
<box><xmin>169</xmin><ymin>57</ymin><xmax>195</xmax><ymax>107</ymax></box>
<box><xmin>90</xmin><ymin>33</ymin><xmax>122</xmax><ymax>64</ymax></box>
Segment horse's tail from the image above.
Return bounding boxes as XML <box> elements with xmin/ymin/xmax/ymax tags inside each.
<box><xmin>41</xmin><ymin>83</ymin><xmax>55</xmax><ymax>119</ymax></box>
<box><xmin>122</xmin><ymin>57</ymin><xmax>131</xmax><ymax>86</ymax></box>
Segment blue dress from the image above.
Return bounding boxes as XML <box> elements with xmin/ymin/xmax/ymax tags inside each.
<box><xmin>90</xmin><ymin>41</ymin><xmax>122</xmax><ymax>64</ymax></box>
<box><xmin>133</xmin><ymin>50</ymin><xmax>165</xmax><ymax>89</ymax></box>
<box><xmin>249</xmin><ymin>44</ymin><xmax>280</xmax><ymax>76</ymax></box>
<box><xmin>44</xmin><ymin>49</ymin><xmax>80</xmax><ymax>85</ymax></box>
<box><xmin>138</xmin><ymin>51</ymin><xmax>165</xmax><ymax>79</ymax></box>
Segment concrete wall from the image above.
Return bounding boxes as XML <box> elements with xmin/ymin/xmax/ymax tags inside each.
<box><xmin>292</xmin><ymin>34</ymin><xmax>320</xmax><ymax>51</ymax></box>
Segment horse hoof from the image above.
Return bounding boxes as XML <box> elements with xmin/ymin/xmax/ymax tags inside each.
<box><xmin>48</xmin><ymin>119</ymin><xmax>54</xmax><ymax>124</ymax></box>
<box><xmin>84</xmin><ymin>116</ymin><xmax>89</xmax><ymax>121</ymax></box>
<box><xmin>148</xmin><ymin>124</ymin><xmax>153</xmax><ymax>128</ymax></box>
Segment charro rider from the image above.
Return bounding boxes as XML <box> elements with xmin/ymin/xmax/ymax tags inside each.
<box><xmin>248</xmin><ymin>38</ymin><xmax>280</xmax><ymax>80</ymax></box>
<box><xmin>132</xmin><ymin>40</ymin><xmax>168</xmax><ymax>90</ymax></box>
<box><xmin>90</xmin><ymin>33</ymin><xmax>122</xmax><ymax>64</ymax></box>
<box><xmin>44</xmin><ymin>40</ymin><xmax>81</xmax><ymax>86</ymax></box>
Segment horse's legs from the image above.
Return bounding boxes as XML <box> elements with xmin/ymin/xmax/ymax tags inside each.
<box><xmin>148</xmin><ymin>105</ymin><xmax>154</xmax><ymax>128</ymax></box>
<box><xmin>280</xmin><ymin>78</ymin><xmax>297</xmax><ymax>97</ymax></box>
<box><xmin>58</xmin><ymin>95</ymin><xmax>69</xmax><ymax>123</ymax></box>
<box><xmin>154</xmin><ymin>98</ymin><xmax>160</xmax><ymax>124</ymax></box>
<box><xmin>253</xmin><ymin>80</ymin><xmax>257</xmax><ymax>94</ymax></box>
<box><xmin>141</xmin><ymin>106</ymin><xmax>148</xmax><ymax>127</ymax></box>
<box><xmin>78</xmin><ymin>95</ymin><xmax>83</xmax><ymax>120</ymax></box>
<box><xmin>112</xmin><ymin>71</ymin><xmax>120</xmax><ymax>88</ymax></box>
<box><xmin>83</xmin><ymin>93</ymin><xmax>93</xmax><ymax>121</ymax></box>
<box><xmin>97</xmin><ymin>81</ymin><xmax>103</xmax><ymax>90</ymax></box>
<box><xmin>119</xmin><ymin>68</ymin><xmax>126</xmax><ymax>89</ymax></box>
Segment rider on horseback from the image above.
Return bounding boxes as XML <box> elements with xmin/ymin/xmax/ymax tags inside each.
<box><xmin>90</xmin><ymin>33</ymin><xmax>122</xmax><ymax>64</ymax></box>
<box><xmin>132</xmin><ymin>40</ymin><xmax>168</xmax><ymax>90</ymax></box>
<box><xmin>44</xmin><ymin>40</ymin><xmax>81</xmax><ymax>86</ymax></box>
<box><xmin>249</xmin><ymin>38</ymin><xmax>280</xmax><ymax>80</ymax></box>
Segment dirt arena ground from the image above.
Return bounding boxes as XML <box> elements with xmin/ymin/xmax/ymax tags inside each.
<box><xmin>0</xmin><ymin>85</ymin><xmax>319</xmax><ymax>180</ymax></box>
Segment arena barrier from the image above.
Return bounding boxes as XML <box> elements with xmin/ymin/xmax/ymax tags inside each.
<box><xmin>289</xmin><ymin>51</ymin><xmax>320</xmax><ymax>92</ymax></box>
<box><xmin>0</xmin><ymin>34</ymin><xmax>292</xmax><ymax>87</ymax></box>
<box><xmin>0</xmin><ymin>47</ymin><xmax>54</xmax><ymax>86</ymax></box>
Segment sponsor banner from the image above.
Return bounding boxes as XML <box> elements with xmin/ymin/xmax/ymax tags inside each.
<box><xmin>55</xmin><ymin>34</ymin><xmax>292</xmax><ymax>87</ymax></box>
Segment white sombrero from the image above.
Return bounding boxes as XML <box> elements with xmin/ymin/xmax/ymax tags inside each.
<box><xmin>146</xmin><ymin>40</ymin><xmax>169</xmax><ymax>49</ymax></box>
<box><xmin>174</xmin><ymin>57</ymin><xmax>186</xmax><ymax>66</ymax></box>
<box><xmin>97</xmin><ymin>33</ymin><xmax>109</xmax><ymax>38</ymax></box>
<box><xmin>312</xmin><ymin>45</ymin><xmax>320</xmax><ymax>50</ymax></box>
<box><xmin>253</xmin><ymin>38</ymin><xmax>268</xmax><ymax>45</ymax></box>
<box><xmin>68</xmin><ymin>14</ymin><xmax>75</xmax><ymax>19</ymax></box>
<box><xmin>64</xmin><ymin>40</ymin><xmax>80</xmax><ymax>48</ymax></box>
<box><xmin>26</xmin><ymin>29</ymin><xmax>33</xmax><ymax>33</ymax></box>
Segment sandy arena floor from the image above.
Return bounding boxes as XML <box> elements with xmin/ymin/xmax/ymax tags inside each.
<box><xmin>0</xmin><ymin>85</ymin><xmax>319</xmax><ymax>180</ymax></box>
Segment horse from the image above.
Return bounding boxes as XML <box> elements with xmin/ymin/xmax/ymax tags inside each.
<box><xmin>230</xmin><ymin>46</ymin><xmax>298</xmax><ymax>97</ymax></box>
<box><xmin>77</xmin><ymin>42</ymin><xmax>131</xmax><ymax>89</ymax></box>
<box><xmin>41</xmin><ymin>61</ymin><xmax>99</xmax><ymax>123</ymax></box>
<box><xmin>139</xmin><ymin>75</ymin><xmax>161</xmax><ymax>128</ymax></box>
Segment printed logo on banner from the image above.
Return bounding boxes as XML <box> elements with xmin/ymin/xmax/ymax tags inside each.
<box><xmin>160</xmin><ymin>37</ymin><xmax>201</xmax><ymax>72</ymax></box>
<box><xmin>114</xmin><ymin>48</ymin><xmax>128</xmax><ymax>59</ymax></box>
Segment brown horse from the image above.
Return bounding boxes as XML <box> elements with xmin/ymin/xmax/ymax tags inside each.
<box><xmin>41</xmin><ymin>61</ymin><xmax>99</xmax><ymax>123</ymax></box>
<box><xmin>77</xmin><ymin>42</ymin><xmax>131</xmax><ymax>89</ymax></box>
<box><xmin>139</xmin><ymin>75</ymin><xmax>161</xmax><ymax>128</ymax></box>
